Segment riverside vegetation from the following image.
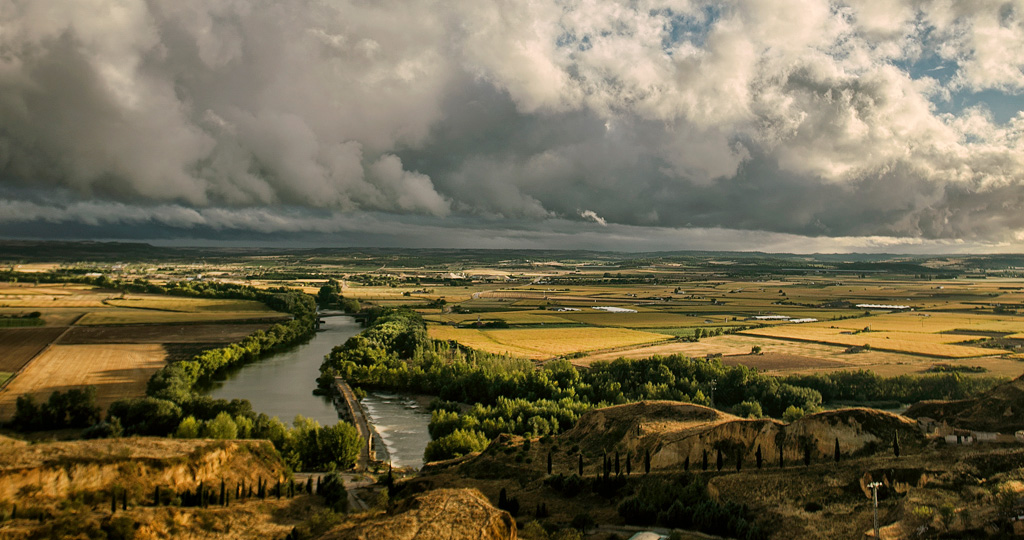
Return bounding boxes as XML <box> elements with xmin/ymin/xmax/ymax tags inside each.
<box><xmin>7</xmin><ymin>277</ymin><xmax>363</xmax><ymax>472</ymax></box>
<box><xmin>317</xmin><ymin>307</ymin><xmax>1002</xmax><ymax>463</ymax></box>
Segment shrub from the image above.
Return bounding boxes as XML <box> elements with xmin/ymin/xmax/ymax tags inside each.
<box><xmin>423</xmin><ymin>429</ymin><xmax>489</xmax><ymax>462</ymax></box>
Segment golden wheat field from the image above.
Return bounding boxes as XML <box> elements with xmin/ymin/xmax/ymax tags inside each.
<box><xmin>0</xmin><ymin>344</ymin><xmax>168</xmax><ymax>421</ymax></box>
<box><xmin>740</xmin><ymin>325</ymin><xmax>995</xmax><ymax>358</ymax></box>
<box><xmin>428</xmin><ymin>324</ymin><xmax>672</xmax><ymax>359</ymax></box>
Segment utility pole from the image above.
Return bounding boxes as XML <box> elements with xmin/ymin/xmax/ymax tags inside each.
<box><xmin>868</xmin><ymin>481</ymin><xmax>882</xmax><ymax>538</ymax></box>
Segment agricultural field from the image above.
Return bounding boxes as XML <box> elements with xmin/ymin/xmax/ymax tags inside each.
<box><xmin>105</xmin><ymin>296</ymin><xmax>274</xmax><ymax>313</ymax></box>
<box><xmin>0</xmin><ymin>282</ymin><xmax>285</xmax><ymax>419</ymax></box>
<box><xmin>0</xmin><ymin>344</ymin><xmax>168</xmax><ymax>421</ymax></box>
<box><xmin>428</xmin><ymin>325</ymin><xmax>672</xmax><ymax>360</ymax></box>
<box><xmin>0</xmin><ymin>327</ymin><xmax>66</xmax><ymax>377</ymax></box>
<box><xmin>59</xmin><ymin>323</ymin><xmax>273</xmax><ymax>344</ymax></box>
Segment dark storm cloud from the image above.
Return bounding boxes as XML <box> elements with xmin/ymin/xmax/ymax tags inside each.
<box><xmin>1</xmin><ymin>0</ymin><xmax>1023</xmax><ymax>250</ymax></box>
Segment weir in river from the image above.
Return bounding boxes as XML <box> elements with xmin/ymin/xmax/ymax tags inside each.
<box><xmin>201</xmin><ymin>314</ymin><xmax>430</xmax><ymax>469</ymax></box>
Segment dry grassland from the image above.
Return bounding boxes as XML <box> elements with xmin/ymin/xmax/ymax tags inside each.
<box><xmin>0</xmin><ymin>344</ymin><xmax>167</xmax><ymax>421</ymax></box>
<box><xmin>428</xmin><ymin>324</ymin><xmax>670</xmax><ymax>359</ymax></box>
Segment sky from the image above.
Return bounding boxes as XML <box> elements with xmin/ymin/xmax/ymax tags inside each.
<box><xmin>1</xmin><ymin>0</ymin><xmax>1024</xmax><ymax>253</ymax></box>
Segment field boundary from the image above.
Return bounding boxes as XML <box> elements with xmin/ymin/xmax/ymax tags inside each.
<box><xmin>0</xmin><ymin>319</ymin><xmax>79</xmax><ymax>393</ymax></box>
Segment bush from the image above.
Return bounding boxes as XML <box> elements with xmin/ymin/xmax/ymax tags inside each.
<box><xmin>82</xmin><ymin>418</ymin><xmax>123</xmax><ymax>439</ymax></box>
<box><xmin>423</xmin><ymin>429</ymin><xmax>489</xmax><ymax>462</ymax></box>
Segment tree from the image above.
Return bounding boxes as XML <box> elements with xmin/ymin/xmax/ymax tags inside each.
<box><xmin>716</xmin><ymin>449</ymin><xmax>723</xmax><ymax>471</ymax></box>
<box><xmin>684</xmin><ymin>455</ymin><xmax>689</xmax><ymax>472</ymax></box>
<box><xmin>578</xmin><ymin>453</ymin><xmax>584</xmax><ymax>476</ymax></box>
<box><xmin>733</xmin><ymin>400</ymin><xmax>763</xmax><ymax>419</ymax></box>
<box><xmin>736</xmin><ymin>451</ymin><xmax>742</xmax><ymax>471</ymax></box>
<box><xmin>203</xmin><ymin>412</ymin><xmax>238</xmax><ymax>439</ymax></box>
<box><xmin>175</xmin><ymin>416</ymin><xmax>201</xmax><ymax>438</ymax></box>
<box><xmin>702</xmin><ymin>449</ymin><xmax>708</xmax><ymax>471</ymax></box>
<box><xmin>626</xmin><ymin>452</ymin><xmax>632</xmax><ymax>475</ymax></box>
<box><xmin>751</xmin><ymin>345</ymin><xmax>762</xmax><ymax>355</ymax></box>
<box><xmin>614</xmin><ymin>452</ymin><xmax>620</xmax><ymax>475</ymax></box>
<box><xmin>834</xmin><ymin>438</ymin><xmax>841</xmax><ymax>464</ymax></box>
<box><xmin>803</xmin><ymin>445</ymin><xmax>811</xmax><ymax>467</ymax></box>
<box><xmin>893</xmin><ymin>431</ymin><xmax>901</xmax><ymax>458</ymax></box>
<box><xmin>644</xmin><ymin>449</ymin><xmax>651</xmax><ymax>474</ymax></box>
<box><xmin>108</xmin><ymin>397</ymin><xmax>183</xmax><ymax>436</ymax></box>
<box><xmin>782</xmin><ymin>405</ymin><xmax>806</xmax><ymax>423</ymax></box>
<box><xmin>547</xmin><ymin>451</ymin><xmax>553</xmax><ymax>474</ymax></box>
<box><xmin>424</xmin><ymin>429</ymin><xmax>488</xmax><ymax>462</ymax></box>
<box><xmin>755</xmin><ymin>445</ymin><xmax>762</xmax><ymax>469</ymax></box>
<box><xmin>316</xmin><ymin>421</ymin><xmax>363</xmax><ymax>469</ymax></box>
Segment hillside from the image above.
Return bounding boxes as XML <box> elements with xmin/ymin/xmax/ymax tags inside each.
<box><xmin>321</xmin><ymin>488</ymin><xmax>515</xmax><ymax>540</ymax></box>
<box><xmin>905</xmin><ymin>373</ymin><xmax>1024</xmax><ymax>433</ymax></box>
<box><xmin>409</xmin><ymin>401</ymin><xmax>1024</xmax><ymax>539</ymax></box>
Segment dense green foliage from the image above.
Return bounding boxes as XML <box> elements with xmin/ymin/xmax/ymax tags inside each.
<box><xmin>781</xmin><ymin>370</ymin><xmax>1003</xmax><ymax>403</ymax></box>
<box><xmin>617</xmin><ymin>475</ymin><xmax>766</xmax><ymax>540</ymax></box>
<box><xmin>423</xmin><ymin>428</ymin><xmax>490</xmax><ymax>462</ymax></box>
<box><xmin>12</xmin><ymin>387</ymin><xmax>101</xmax><ymax>430</ymax></box>
<box><xmin>171</xmin><ymin>413</ymin><xmax>361</xmax><ymax>471</ymax></box>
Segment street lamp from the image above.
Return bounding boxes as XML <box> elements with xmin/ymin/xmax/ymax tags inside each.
<box><xmin>867</xmin><ymin>481</ymin><xmax>882</xmax><ymax>538</ymax></box>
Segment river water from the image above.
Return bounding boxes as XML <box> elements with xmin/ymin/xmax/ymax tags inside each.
<box><xmin>201</xmin><ymin>314</ymin><xmax>431</xmax><ymax>468</ymax></box>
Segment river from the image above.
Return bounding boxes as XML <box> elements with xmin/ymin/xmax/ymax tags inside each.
<box><xmin>201</xmin><ymin>314</ymin><xmax>431</xmax><ymax>468</ymax></box>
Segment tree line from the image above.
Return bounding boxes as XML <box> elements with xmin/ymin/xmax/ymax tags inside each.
<box><xmin>319</xmin><ymin>307</ymin><xmax>1005</xmax><ymax>463</ymax></box>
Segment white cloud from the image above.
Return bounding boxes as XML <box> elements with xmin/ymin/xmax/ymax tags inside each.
<box><xmin>579</xmin><ymin>209</ymin><xmax>607</xmax><ymax>226</ymax></box>
<box><xmin>1</xmin><ymin>0</ymin><xmax>1024</xmax><ymax>248</ymax></box>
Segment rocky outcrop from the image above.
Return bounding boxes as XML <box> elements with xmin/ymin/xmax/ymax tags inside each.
<box><xmin>322</xmin><ymin>488</ymin><xmax>516</xmax><ymax>540</ymax></box>
<box><xmin>0</xmin><ymin>437</ymin><xmax>287</xmax><ymax>506</ymax></box>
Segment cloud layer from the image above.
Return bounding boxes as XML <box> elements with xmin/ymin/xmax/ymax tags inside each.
<box><xmin>1</xmin><ymin>0</ymin><xmax>1023</xmax><ymax>250</ymax></box>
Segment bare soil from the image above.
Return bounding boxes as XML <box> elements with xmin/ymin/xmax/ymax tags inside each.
<box><xmin>0</xmin><ymin>327</ymin><xmax>65</xmax><ymax>372</ymax></box>
<box><xmin>59</xmin><ymin>323</ymin><xmax>273</xmax><ymax>344</ymax></box>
